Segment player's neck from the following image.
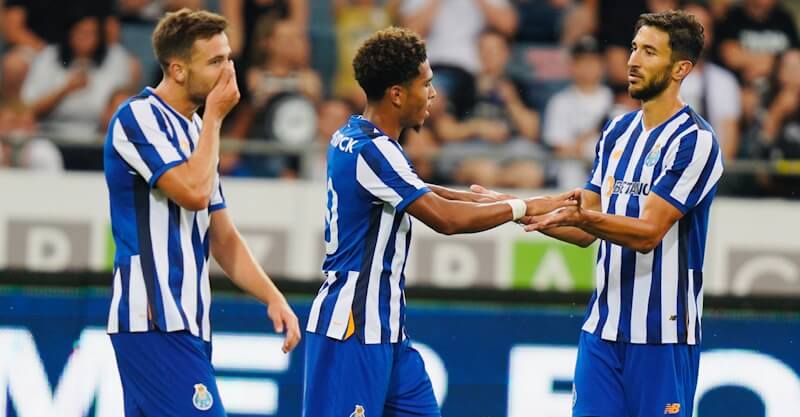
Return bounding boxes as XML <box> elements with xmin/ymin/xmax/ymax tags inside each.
<box><xmin>362</xmin><ymin>103</ymin><xmax>402</xmax><ymax>140</ymax></box>
<box><xmin>640</xmin><ymin>86</ymin><xmax>685</xmax><ymax>131</ymax></box>
<box><xmin>153</xmin><ymin>79</ymin><xmax>199</xmax><ymax>120</ymax></box>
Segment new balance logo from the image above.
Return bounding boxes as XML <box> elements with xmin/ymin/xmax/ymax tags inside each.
<box><xmin>664</xmin><ymin>403</ymin><xmax>681</xmax><ymax>414</ymax></box>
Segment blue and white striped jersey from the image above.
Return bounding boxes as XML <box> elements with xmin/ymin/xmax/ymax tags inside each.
<box><xmin>307</xmin><ymin>116</ymin><xmax>431</xmax><ymax>344</ymax></box>
<box><xmin>583</xmin><ymin>105</ymin><xmax>723</xmax><ymax>345</ymax></box>
<box><xmin>104</xmin><ymin>87</ymin><xmax>225</xmax><ymax>342</ymax></box>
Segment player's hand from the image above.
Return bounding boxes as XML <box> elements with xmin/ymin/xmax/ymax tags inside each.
<box><xmin>522</xmin><ymin>189</ymin><xmax>584</xmax><ymax>232</ymax></box>
<box><xmin>205</xmin><ymin>61</ymin><xmax>240</xmax><ymax>121</ymax></box>
<box><xmin>469</xmin><ymin>184</ymin><xmax>516</xmax><ymax>203</ymax></box>
<box><xmin>523</xmin><ymin>189</ymin><xmax>580</xmax><ymax>217</ymax></box>
<box><xmin>267</xmin><ymin>299</ymin><xmax>301</xmax><ymax>353</ymax></box>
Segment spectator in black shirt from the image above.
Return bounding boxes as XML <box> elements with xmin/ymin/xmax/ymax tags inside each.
<box><xmin>715</xmin><ymin>0</ymin><xmax>800</xmax><ymax>85</ymax></box>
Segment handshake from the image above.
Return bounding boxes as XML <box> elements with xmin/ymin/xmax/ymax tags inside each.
<box><xmin>470</xmin><ymin>185</ymin><xmax>586</xmax><ymax>232</ymax></box>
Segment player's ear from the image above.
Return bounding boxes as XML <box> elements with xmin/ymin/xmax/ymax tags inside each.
<box><xmin>170</xmin><ymin>61</ymin><xmax>187</xmax><ymax>83</ymax></box>
<box><xmin>672</xmin><ymin>60</ymin><xmax>693</xmax><ymax>82</ymax></box>
<box><xmin>389</xmin><ymin>85</ymin><xmax>404</xmax><ymax>107</ymax></box>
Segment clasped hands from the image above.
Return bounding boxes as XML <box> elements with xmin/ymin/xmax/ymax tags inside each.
<box><xmin>471</xmin><ymin>184</ymin><xmax>586</xmax><ymax>232</ymax></box>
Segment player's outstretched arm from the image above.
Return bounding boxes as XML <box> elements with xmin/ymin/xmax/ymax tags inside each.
<box><xmin>155</xmin><ymin>62</ymin><xmax>240</xmax><ymax>210</ymax></box>
<box><xmin>470</xmin><ymin>184</ymin><xmax>599</xmax><ymax>247</ymax></box>
<box><xmin>209</xmin><ymin>209</ymin><xmax>301</xmax><ymax>353</ymax></box>
<box><xmin>526</xmin><ymin>191</ymin><xmax>683</xmax><ymax>253</ymax></box>
<box><xmin>426</xmin><ymin>183</ymin><xmax>507</xmax><ymax>203</ymax></box>
<box><xmin>405</xmin><ymin>190</ymin><xmax>576</xmax><ymax>235</ymax></box>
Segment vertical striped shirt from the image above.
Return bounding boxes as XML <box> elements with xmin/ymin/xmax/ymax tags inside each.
<box><xmin>104</xmin><ymin>87</ymin><xmax>225</xmax><ymax>342</ymax></box>
<box><xmin>307</xmin><ymin>116</ymin><xmax>431</xmax><ymax>344</ymax></box>
<box><xmin>582</xmin><ymin>105</ymin><xmax>723</xmax><ymax>345</ymax></box>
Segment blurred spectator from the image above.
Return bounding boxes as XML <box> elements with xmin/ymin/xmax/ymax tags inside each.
<box><xmin>0</xmin><ymin>101</ymin><xmax>63</xmax><ymax>171</ymax></box>
<box><xmin>310</xmin><ymin>97</ymin><xmax>358</xmax><ymax>181</ymax></box>
<box><xmin>118</xmin><ymin>1</ymin><xmax>207</xmax><ymax>87</ymax></box>
<box><xmin>1</xmin><ymin>0</ymin><xmax>118</xmax><ymax>101</ymax></box>
<box><xmin>118</xmin><ymin>0</ymin><xmax>206</xmax><ymax>21</ymax></box>
<box><xmin>587</xmin><ymin>0</ymin><xmax>677</xmax><ymax>92</ymax></box>
<box><xmin>561</xmin><ymin>0</ymin><xmax>598</xmax><ymax>47</ymax></box>
<box><xmin>227</xmin><ymin>19</ymin><xmax>321</xmax><ymax>177</ymax></box>
<box><xmin>513</xmin><ymin>0</ymin><xmax>594</xmax><ymax>46</ymax></box>
<box><xmin>434</xmin><ymin>30</ymin><xmax>544</xmax><ymax>188</ymax></box>
<box><xmin>244</xmin><ymin>19</ymin><xmax>321</xmax><ymax>133</ymax></box>
<box><xmin>20</xmin><ymin>16</ymin><xmax>139</xmax><ymax>141</ymax></box>
<box><xmin>400</xmin><ymin>0</ymin><xmax>518</xmax><ymax>117</ymax></box>
<box><xmin>714</xmin><ymin>0</ymin><xmax>799</xmax><ymax>85</ymax></box>
<box><xmin>100</xmin><ymin>87</ymin><xmax>139</xmax><ymax>133</ymax></box>
<box><xmin>512</xmin><ymin>0</ymin><xmax>571</xmax><ymax>44</ymax></box>
<box><xmin>332</xmin><ymin>0</ymin><xmax>400</xmax><ymax>107</ymax></box>
<box><xmin>682</xmin><ymin>2</ymin><xmax>742</xmax><ymax>160</ymax></box>
<box><xmin>220</xmin><ymin>0</ymin><xmax>308</xmax><ymax>79</ymax></box>
<box><xmin>757</xmin><ymin>49</ymin><xmax>800</xmax><ymax>197</ymax></box>
<box><xmin>543</xmin><ymin>35</ymin><xmax>612</xmax><ymax>188</ymax></box>
<box><xmin>762</xmin><ymin>49</ymin><xmax>800</xmax><ymax>159</ymax></box>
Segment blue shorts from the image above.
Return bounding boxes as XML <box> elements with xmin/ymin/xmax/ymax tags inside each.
<box><xmin>110</xmin><ymin>331</ymin><xmax>226</xmax><ymax>417</ymax></box>
<box><xmin>302</xmin><ymin>332</ymin><xmax>440</xmax><ymax>417</ymax></box>
<box><xmin>572</xmin><ymin>331</ymin><xmax>700</xmax><ymax>417</ymax></box>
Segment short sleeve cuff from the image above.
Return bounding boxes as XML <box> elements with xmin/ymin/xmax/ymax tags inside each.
<box><xmin>584</xmin><ymin>182</ymin><xmax>601</xmax><ymax>194</ymax></box>
<box><xmin>395</xmin><ymin>187</ymin><xmax>431</xmax><ymax>213</ymax></box>
<box><xmin>651</xmin><ymin>185</ymin><xmax>689</xmax><ymax>214</ymax></box>
<box><xmin>209</xmin><ymin>203</ymin><xmax>227</xmax><ymax>213</ymax></box>
<box><xmin>148</xmin><ymin>160</ymin><xmax>183</xmax><ymax>188</ymax></box>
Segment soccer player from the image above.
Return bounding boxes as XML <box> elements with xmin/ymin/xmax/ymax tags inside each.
<box><xmin>477</xmin><ymin>10</ymin><xmax>723</xmax><ymax>417</ymax></box>
<box><xmin>302</xmin><ymin>27</ymin><xmax>576</xmax><ymax>417</ymax></box>
<box><xmin>103</xmin><ymin>9</ymin><xmax>300</xmax><ymax>417</ymax></box>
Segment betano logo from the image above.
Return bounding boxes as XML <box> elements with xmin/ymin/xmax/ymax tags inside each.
<box><xmin>664</xmin><ymin>403</ymin><xmax>681</xmax><ymax>414</ymax></box>
<box><xmin>605</xmin><ymin>176</ymin><xmax>650</xmax><ymax>196</ymax></box>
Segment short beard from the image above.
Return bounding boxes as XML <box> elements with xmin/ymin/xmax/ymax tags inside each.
<box><xmin>629</xmin><ymin>71</ymin><xmax>671</xmax><ymax>102</ymax></box>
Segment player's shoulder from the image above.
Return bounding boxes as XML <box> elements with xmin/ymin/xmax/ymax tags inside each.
<box><xmin>336</xmin><ymin>116</ymin><xmax>399</xmax><ymax>156</ymax></box>
<box><xmin>112</xmin><ymin>89</ymin><xmax>157</xmax><ymax>128</ymax></box>
<box><xmin>603</xmin><ymin>109</ymin><xmax>641</xmax><ymax>139</ymax></box>
<box><xmin>684</xmin><ymin>107</ymin><xmax>719</xmax><ymax>143</ymax></box>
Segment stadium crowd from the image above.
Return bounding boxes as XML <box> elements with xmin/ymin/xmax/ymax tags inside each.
<box><xmin>0</xmin><ymin>0</ymin><xmax>798</xmax><ymax>196</ymax></box>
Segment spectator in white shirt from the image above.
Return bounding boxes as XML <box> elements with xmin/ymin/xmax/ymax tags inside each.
<box><xmin>543</xmin><ymin>35</ymin><xmax>612</xmax><ymax>188</ymax></box>
<box><xmin>21</xmin><ymin>15</ymin><xmax>138</xmax><ymax>141</ymax></box>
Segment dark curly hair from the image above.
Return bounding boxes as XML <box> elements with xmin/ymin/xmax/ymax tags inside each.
<box><xmin>634</xmin><ymin>10</ymin><xmax>705</xmax><ymax>64</ymax></box>
<box><xmin>353</xmin><ymin>27</ymin><xmax>428</xmax><ymax>101</ymax></box>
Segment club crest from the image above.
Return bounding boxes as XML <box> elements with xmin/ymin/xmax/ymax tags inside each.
<box><xmin>349</xmin><ymin>404</ymin><xmax>365</xmax><ymax>417</ymax></box>
<box><xmin>645</xmin><ymin>144</ymin><xmax>661</xmax><ymax>167</ymax></box>
<box><xmin>192</xmin><ymin>383</ymin><xmax>213</xmax><ymax>411</ymax></box>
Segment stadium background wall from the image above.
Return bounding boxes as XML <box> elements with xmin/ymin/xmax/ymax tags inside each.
<box><xmin>1</xmin><ymin>170</ymin><xmax>800</xmax><ymax>297</ymax></box>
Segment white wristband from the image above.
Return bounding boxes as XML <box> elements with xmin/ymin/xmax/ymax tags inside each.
<box><xmin>505</xmin><ymin>199</ymin><xmax>526</xmax><ymax>221</ymax></box>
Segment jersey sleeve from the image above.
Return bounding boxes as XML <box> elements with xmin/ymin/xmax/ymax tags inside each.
<box><xmin>111</xmin><ymin>100</ymin><xmax>186</xmax><ymax>188</ymax></box>
<box><xmin>209</xmin><ymin>173</ymin><xmax>226</xmax><ymax>212</ymax></box>
<box><xmin>356</xmin><ymin>138</ymin><xmax>431</xmax><ymax>213</ymax></box>
<box><xmin>651</xmin><ymin>129</ymin><xmax>724</xmax><ymax>214</ymax></box>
